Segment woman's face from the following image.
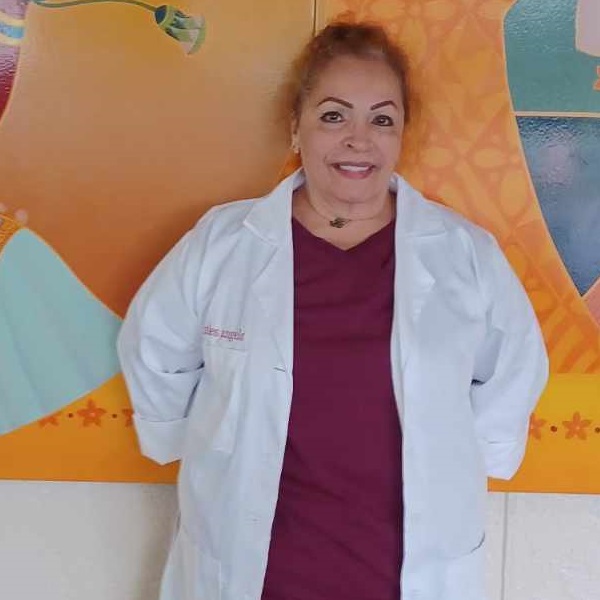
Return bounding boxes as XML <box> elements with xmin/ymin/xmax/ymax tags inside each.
<box><xmin>294</xmin><ymin>55</ymin><xmax>405</xmax><ymax>206</ymax></box>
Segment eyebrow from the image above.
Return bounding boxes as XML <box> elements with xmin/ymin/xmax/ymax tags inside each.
<box><xmin>317</xmin><ymin>97</ymin><xmax>398</xmax><ymax>110</ymax></box>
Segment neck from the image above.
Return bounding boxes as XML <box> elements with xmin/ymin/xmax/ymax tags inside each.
<box><xmin>292</xmin><ymin>184</ymin><xmax>395</xmax><ymax>250</ymax></box>
<box><xmin>300</xmin><ymin>184</ymin><xmax>393</xmax><ymax>226</ymax></box>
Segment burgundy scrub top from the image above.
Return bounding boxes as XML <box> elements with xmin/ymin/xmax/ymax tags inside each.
<box><xmin>261</xmin><ymin>217</ymin><xmax>403</xmax><ymax>600</ymax></box>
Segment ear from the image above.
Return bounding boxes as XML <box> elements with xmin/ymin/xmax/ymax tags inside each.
<box><xmin>290</xmin><ymin>118</ymin><xmax>300</xmax><ymax>154</ymax></box>
<box><xmin>290</xmin><ymin>116</ymin><xmax>299</xmax><ymax>138</ymax></box>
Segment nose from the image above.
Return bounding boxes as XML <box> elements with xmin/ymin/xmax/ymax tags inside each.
<box><xmin>343</xmin><ymin>122</ymin><xmax>373</xmax><ymax>152</ymax></box>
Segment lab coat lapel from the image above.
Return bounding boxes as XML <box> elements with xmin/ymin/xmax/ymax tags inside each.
<box><xmin>252</xmin><ymin>242</ymin><xmax>294</xmax><ymax>377</ymax></box>
<box><xmin>244</xmin><ymin>172</ymin><xmax>301</xmax><ymax>378</ymax></box>
<box><xmin>394</xmin><ymin>236</ymin><xmax>435</xmax><ymax>370</ymax></box>
<box><xmin>393</xmin><ymin>176</ymin><xmax>444</xmax><ymax>370</ymax></box>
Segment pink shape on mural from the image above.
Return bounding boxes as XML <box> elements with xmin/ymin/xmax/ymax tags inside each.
<box><xmin>576</xmin><ymin>0</ymin><xmax>600</xmax><ymax>57</ymax></box>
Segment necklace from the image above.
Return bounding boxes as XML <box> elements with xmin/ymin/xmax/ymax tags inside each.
<box><xmin>329</xmin><ymin>216</ymin><xmax>351</xmax><ymax>228</ymax></box>
<box><xmin>305</xmin><ymin>194</ymin><xmax>387</xmax><ymax>229</ymax></box>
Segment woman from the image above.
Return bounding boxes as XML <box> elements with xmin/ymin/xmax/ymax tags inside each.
<box><xmin>117</xmin><ymin>22</ymin><xmax>548</xmax><ymax>600</ymax></box>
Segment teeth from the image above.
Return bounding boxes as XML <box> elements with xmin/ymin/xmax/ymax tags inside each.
<box><xmin>337</xmin><ymin>164</ymin><xmax>371</xmax><ymax>172</ymax></box>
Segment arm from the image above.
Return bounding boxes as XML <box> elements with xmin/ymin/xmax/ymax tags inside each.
<box><xmin>470</xmin><ymin>233</ymin><xmax>549</xmax><ymax>480</ymax></box>
<box><xmin>117</xmin><ymin>214</ymin><xmax>214</xmax><ymax>465</ymax></box>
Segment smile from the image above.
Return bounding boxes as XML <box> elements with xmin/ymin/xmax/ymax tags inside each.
<box><xmin>332</xmin><ymin>163</ymin><xmax>376</xmax><ymax>178</ymax></box>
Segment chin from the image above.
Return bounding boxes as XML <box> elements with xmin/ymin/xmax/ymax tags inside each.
<box><xmin>336</xmin><ymin>184</ymin><xmax>380</xmax><ymax>204</ymax></box>
<box><xmin>336</xmin><ymin>175</ymin><xmax>388</xmax><ymax>197</ymax></box>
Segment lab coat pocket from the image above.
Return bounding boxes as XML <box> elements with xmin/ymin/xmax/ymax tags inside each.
<box><xmin>442</xmin><ymin>533</ymin><xmax>486</xmax><ymax>600</ymax></box>
<box><xmin>161</xmin><ymin>522</ymin><xmax>222</xmax><ymax>600</ymax></box>
<box><xmin>188</xmin><ymin>343</ymin><xmax>246</xmax><ymax>454</ymax></box>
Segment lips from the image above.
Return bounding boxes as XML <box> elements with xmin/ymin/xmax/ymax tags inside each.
<box><xmin>332</xmin><ymin>162</ymin><xmax>376</xmax><ymax>178</ymax></box>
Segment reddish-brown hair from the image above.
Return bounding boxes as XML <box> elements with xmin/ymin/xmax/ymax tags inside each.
<box><xmin>287</xmin><ymin>21</ymin><xmax>412</xmax><ymax>123</ymax></box>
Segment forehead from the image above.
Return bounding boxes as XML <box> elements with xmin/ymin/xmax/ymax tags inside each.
<box><xmin>307</xmin><ymin>55</ymin><xmax>403</xmax><ymax>105</ymax></box>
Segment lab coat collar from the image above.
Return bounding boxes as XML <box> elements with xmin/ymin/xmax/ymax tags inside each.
<box><xmin>244</xmin><ymin>168</ymin><xmax>445</xmax><ymax>375</ymax></box>
<box><xmin>242</xmin><ymin>169</ymin><xmax>303</xmax><ymax>244</ymax></box>
<box><xmin>243</xmin><ymin>168</ymin><xmax>447</xmax><ymax>243</ymax></box>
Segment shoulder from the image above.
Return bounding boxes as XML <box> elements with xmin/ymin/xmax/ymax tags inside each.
<box><xmin>187</xmin><ymin>172</ymin><xmax>296</xmax><ymax>249</ymax></box>
<box><xmin>395</xmin><ymin>175</ymin><xmax>511</xmax><ymax>305</ymax></box>
<box><xmin>194</xmin><ymin>197</ymin><xmax>255</xmax><ymax>234</ymax></box>
<box><xmin>396</xmin><ymin>174</ymin><xmax>497</xmax><ymax>254</ymax></box>
<box><xmin>183</xmin><ymin>195</ymin><xmax>263</xmax><ymax>257</ymax></box>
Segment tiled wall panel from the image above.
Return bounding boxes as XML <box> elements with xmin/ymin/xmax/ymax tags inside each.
<box><xmin>504</xmin><ymin>493</ymin><xmax>600</xmax><ymax>600</ymax></box>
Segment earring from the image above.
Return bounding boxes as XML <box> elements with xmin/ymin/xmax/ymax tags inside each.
<box><xmin>291</xmin><ymin>136</ymin><xmax>300</xmax><ymax>154</ymax></box>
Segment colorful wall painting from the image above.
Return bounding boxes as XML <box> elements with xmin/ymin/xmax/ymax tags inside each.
<box><xmin>0</xmin><ymin>0</ymin><xmax>599</xmax><ymax>493</ymax></box>
<box><xmin>502</xmin><ymin>0</ymin><xmax>600</xmax><ymax>492</ymax></box>
<box><xmin>0</xmin><ymin>0</ymin><xmax>204</xmax><ymax>436</ymax></box>
<box><xmin>0</xmin><ymin>215</ymin><xmax>121</xmax><ymax>434</ymax></box>
<box><xmin>0</xmin><ymin>0</ymin><xmax>204</xmax><ymax>119</ymax></box>
<box><xmin>506</xmin><ymin>0</ymin><xmax>600</xmax><ymax>322</ymax></box>
<box><xmin>0</xmin><ymin>0</ymin><xmax>314</xmax><ymax>481</ymax></box>
<box><xmin>318</xmin><ymin>0</ymin><xmax>600</xmax><ymax>493</ymax></box>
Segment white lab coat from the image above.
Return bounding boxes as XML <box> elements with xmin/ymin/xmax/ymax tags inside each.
<box><xmin>117</xmin><ymin>169</ymin><xmax>548</xmax><ymax>600</ymax></box>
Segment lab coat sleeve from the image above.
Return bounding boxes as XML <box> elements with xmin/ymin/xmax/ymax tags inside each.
<box><xmin>117</xmin><ymin>214</ymin><xmax>213</xmax><ymax>465</ymax></box>
<box><xmin>470</xmin><ymin>233</ymin><xmax>549</xmax><ymax>480</ymax></box>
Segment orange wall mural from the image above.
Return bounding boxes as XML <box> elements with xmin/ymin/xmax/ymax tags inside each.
<box><xmin>0</xmin><ymin>0</ymin><xmax>598</xmax><ymax>493</ymax></box>
<box><xmin>0</xmin><ymin>0</ymin><xmax>314</xmax><ymax>482</ymax></box>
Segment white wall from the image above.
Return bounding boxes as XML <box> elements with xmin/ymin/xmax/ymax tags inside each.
<box><xmin>0</xmin><ymin>481</ymin><xmax>177</xmax><ymax>600</ymax></box>
<box><xmin>487</xmin><ymin>493</ymin><xmax>600</xmax><ymax>600</ymax></box>
<box><xmin>0</xmin><ymin>482</ymin><xmax>599</xmax><ymax>600</ymax></box>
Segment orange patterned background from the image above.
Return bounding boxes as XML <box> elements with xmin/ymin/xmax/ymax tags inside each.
<box><xmin>0</xmin><ymin>0</ymin><xmax>598</xmax><ymax>492</ymax></box>
<box><xmin>319</xmin><ymin>0</ymin><xmax>600</xmax><ymax>493</ymax></box>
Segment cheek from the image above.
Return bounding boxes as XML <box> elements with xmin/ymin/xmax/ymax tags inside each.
<box><xmin>381</xmin><ymin>134</ymin><xmax>403</xmax><ymax>163</ymax></box>
<box><xmin>300</xmin><ymin>132</ymin><xmax>336</xmax><ymax>163</ymax></box>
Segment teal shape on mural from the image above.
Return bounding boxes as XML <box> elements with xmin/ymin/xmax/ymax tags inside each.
<box><xmin>0</xmin><ymin>227</ymin><xmax>122</xmax><ymax>434</ymax></box>
<box><xmin>505</xmin><ymin>0</ymin><xmax>600</xmax><ymax>113</ymax></box>
<box><xmin>516</xmin><ymin>116</ymin><xmax>600</xmax><ymax>295</ymax></box>
<box><xmin>505</xmin><ymin>0</ymin><xmax>600</xmax><ymax>316</ymax></box>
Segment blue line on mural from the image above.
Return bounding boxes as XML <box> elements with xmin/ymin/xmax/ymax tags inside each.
<box><xmin>0</xmin><ymin>21</ymin><xmax>23</xmax><ymax>39</ymax></box>
<box><xmin>515</xmin><ymin>111</ymin><xmax>600</xmax><ymax>119</ymax></box>
<box><xmin>32</xmin><ymin>0</ymin><xmax>154</xmax><ymax>10</ymax></box>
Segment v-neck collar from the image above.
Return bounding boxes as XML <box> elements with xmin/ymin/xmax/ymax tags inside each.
<box><xmin>291</xmin><ymin>217</ymin><xmax>395</xmax><ymax>255</ymax></box>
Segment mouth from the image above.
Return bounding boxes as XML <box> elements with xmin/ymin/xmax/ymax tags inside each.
<box><xmin>332</xmin><ymin>162</ymin><xmax>376</xmax><ymax>179</ymax></box>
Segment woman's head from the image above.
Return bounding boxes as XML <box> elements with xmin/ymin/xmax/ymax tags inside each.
<box><xmin>288</xmin><ymin>22</ymin><xmax>411</xmax><ymax>125</ymax></box>
<box><xmin>288</xmin><ymin>22</ymin><xmax>410</xmax><ymax>208</ymax></box>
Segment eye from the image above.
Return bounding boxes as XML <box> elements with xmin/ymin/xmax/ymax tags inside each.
<box><xmin>320</xmin><ymin>110</ymin><xmax>344</xmax><ymax>123</ymax></box>
<box><xmin>372</xmin><ymin>114</ymin><xmax>394</xmax><ymax>127</ymax></box>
